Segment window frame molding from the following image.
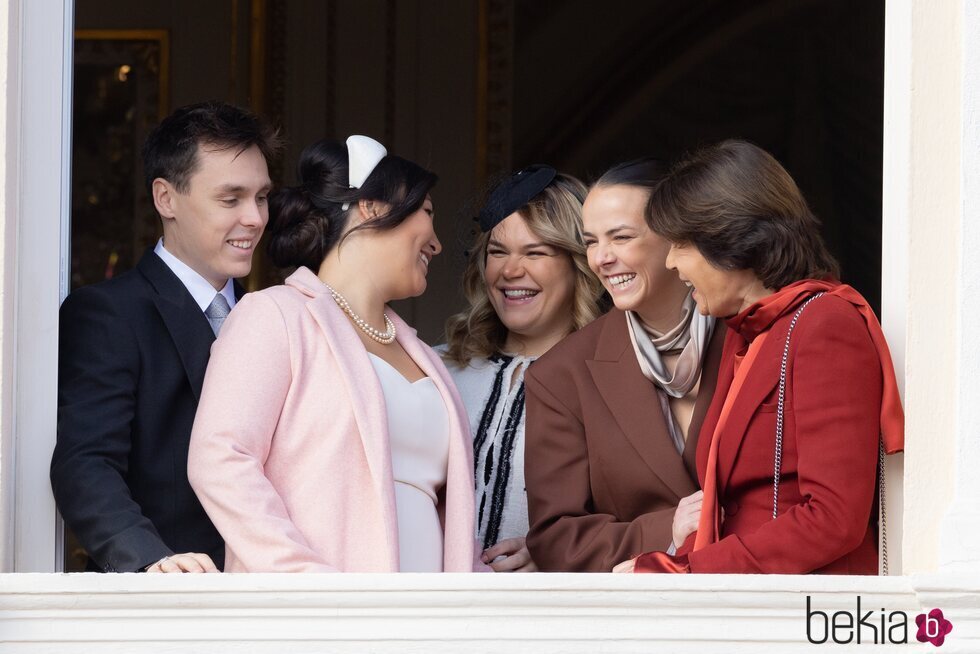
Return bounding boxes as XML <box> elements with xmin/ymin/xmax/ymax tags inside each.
<box><xmin>5</xmin><ymin>0</ymin><xmax>73</xmax><ymax>573</ymax></box>
<box><xmin>1</xmin><ymin>572</ymin><xmax>978</xmax><ymax>651</ymax></box>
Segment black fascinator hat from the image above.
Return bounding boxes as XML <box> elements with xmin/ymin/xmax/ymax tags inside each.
<box><xmin>477</xmin><ymin>164</ymin><xmax>557</xmax><ymax>232</ymax></box>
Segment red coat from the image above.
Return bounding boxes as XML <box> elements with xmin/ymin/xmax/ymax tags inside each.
<box><xmin>681</xmin><ymin>293</ymin><xmax>882</xmax><ymax>574</ymax></box>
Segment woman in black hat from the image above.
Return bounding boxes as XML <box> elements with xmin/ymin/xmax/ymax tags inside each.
<box><xmin>439</xmin><ymin>166</ymin><xmax>604</xmax><ymax>572</ymax></box>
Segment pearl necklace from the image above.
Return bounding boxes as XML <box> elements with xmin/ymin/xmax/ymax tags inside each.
<box><xmin>321</xmin><ymin>282</ymin><xmax>396</xmax><ymax>345</ymax></box>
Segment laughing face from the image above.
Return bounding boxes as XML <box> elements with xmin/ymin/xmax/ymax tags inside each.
<box><xmin>484</xmin><ymin>212</ymin><xmax>576</xmax><ymax>353</ymax></box>
<box><xmin>154</xmin><ymin>143</ymin><xmax>272</xmax><ymax>289</ymax></box>
<box><xmin>372</xmin><ymin>195</ymin><xmax>442</xmax><ymax>300</ymax></box>
<box><xmin>582</xmin><ymin>184</ymin><xmax>687</xmax><ymax>326</ymax></box>
<box><xmin>665</xmin><ymin>242</ymin><xmax>768</xmax><ymax>317</ymax></box>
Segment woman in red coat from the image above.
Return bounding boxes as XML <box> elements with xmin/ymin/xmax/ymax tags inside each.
<box><xmin>616</xmin><ymin>140</ymin><xmax>904</xmax><ymax>574</ymax></box>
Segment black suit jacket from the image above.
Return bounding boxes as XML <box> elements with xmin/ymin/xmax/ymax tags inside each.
<box><xmin>51</xmin><ymin>248</ymin><xmax>242</xmax><ymax>572</ymax></box>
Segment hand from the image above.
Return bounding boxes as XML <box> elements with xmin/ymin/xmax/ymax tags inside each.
<box><xmin>145</xmin><ymin>552</ymin><xmax>219</xmax><ymax>573</ymax></box>
<box><xmin>671</xmin><ymin>491</ymin><xmax>725</xmax><ymax>549</ymax></box>
<box><xmin>481</xmin><ymin>537</ymin><xmax>538</xmax><ymax>572</ymax></box>
<box><xmin>612</xmin><ymin>558</ymin><xmax>635</xmax><ymax>573</ymax></box>
<box><xmin>672</xmin><ymin>490</ymin><xmax>704</xmax><ymax>549</ymax></box>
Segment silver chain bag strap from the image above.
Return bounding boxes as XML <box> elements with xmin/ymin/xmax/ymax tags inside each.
<box><xmin>771</xmin><ymin>292</ymin><xmax>889</xmax><ymax>575</ymax></box>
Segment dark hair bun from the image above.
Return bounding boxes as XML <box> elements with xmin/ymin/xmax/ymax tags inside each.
<box><xmin>266</xmin><ymin>140</ymin><xmax>352</xmax><ymax>269</ymax></box>
<box><xmin>265</xmin><ymin>137</ymin><xmax>438</xmax><ymax>271</ymax></box>
<box><xmin>266</xmin><ymin>185</ymin><xmax>329</xmax><ymax>270</ymax></box>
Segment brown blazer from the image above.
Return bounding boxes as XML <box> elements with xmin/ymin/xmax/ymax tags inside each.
<box><xmin>524</xmin><ymin>309</ymin><xmax>725</xmax><ymax>572</ymax></box>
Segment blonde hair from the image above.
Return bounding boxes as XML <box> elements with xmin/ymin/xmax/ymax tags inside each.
<box><xmin>443</xmin><ymin>173</ymin><xmax>604</xmax><ymax>366</ymax></box>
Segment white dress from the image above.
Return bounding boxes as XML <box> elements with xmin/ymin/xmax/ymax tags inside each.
<box><xmin>369</xmin><ymin>354</ymin><xmax>450</xmax><ymax>572</ymax></box>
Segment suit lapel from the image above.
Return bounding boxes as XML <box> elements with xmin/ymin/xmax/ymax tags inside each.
<box><xmin>137</xmin><ymin>250</ymin><xmax>214</xmax><ymax>402</ymax></box>
<box><xmin>715</xmin><ymin>330</ymin><xmax>782</xmax><ymax>494</ymax></box>
<box><xmin>587</xmin><ymin>311</ymin><xmax>694</xmax><ymax>500</ymax></box>
<box><xmin>684</xmin><ymin>323</ymin><xmax>727</xmax><ymax>476</ymax></box>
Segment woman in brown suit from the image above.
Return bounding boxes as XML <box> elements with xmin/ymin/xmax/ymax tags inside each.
<box><xmin>524</xmin><ymin>159</ymin><xmax>726</xmax><ymax>571</ymax></box>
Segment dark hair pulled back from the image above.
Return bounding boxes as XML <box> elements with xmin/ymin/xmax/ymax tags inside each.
<box><xmin>594</xmin><ymin>157</ymin><xmax>669</xmax><ymax>195</ymax></box>
<box><xmin>267</xmin><ymin>138</ymin><xmax>438</xmax><ymax>270</ymax></box>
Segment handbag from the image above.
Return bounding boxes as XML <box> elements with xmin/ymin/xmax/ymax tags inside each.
<box><xmin>772</xmin><ymin>292</ymin><xmax>889</xmax><ymax>575</ymax></box>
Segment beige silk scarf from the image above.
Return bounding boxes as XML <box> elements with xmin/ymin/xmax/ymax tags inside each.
<box><xmin>626</xmin><ymin>292</ymin><xmax>715</xmax><ymax>453</ymax></box>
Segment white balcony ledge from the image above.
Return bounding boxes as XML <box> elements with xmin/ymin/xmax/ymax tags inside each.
<box><xmin>2</xmin><ymin>573</ymin><xmax>978</xmax><ymax>652</ymax></box>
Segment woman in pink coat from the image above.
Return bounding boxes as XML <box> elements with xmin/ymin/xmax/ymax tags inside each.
<box><xmin>188</xmin><ymin>136</ymin><xmax>484</xmax><ymax>572</ymax></box>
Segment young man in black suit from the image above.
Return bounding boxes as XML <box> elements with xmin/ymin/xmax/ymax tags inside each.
<box><xmin>51</xmin><ymin>102</ymin><xmax>279</xmax><ymax>573</ymax></box>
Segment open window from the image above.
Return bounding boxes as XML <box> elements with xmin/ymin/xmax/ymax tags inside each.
<box><xmin>14</xmin><ymin>0</ymin><xmax>897</xmax><ymax>572</ymax></box>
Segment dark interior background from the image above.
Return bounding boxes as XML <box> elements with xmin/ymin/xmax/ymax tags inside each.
<box><xmin>72</xmin><ymin>0</ymin><xmax>884</xmax><ymax>340</ymax></box>
<box><xmin>509</xmin><ymin>0</ymin><xmax>884</xmax><ymax>313</ymax></box>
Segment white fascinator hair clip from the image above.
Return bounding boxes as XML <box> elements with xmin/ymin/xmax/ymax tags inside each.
<box><xmin>341</xmin><ymin>135</ymin><xmax>387</xmax><ymax>211</ymax></box>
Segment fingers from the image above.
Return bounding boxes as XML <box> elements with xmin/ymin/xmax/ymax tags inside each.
<box><xmin>481</xmin><ymin>537</ymin><xmax>524</xmax><ymax>564</ymax></box>
<box><xmin>159</xmin><ymin>557</ymin><xmax>185</xmax><ymax>573</ymax></box>
<box><xmin>146</xmin><ymin>553</ymin><xmax>220</xmax><ymax>574</ymax></box>
<box><xmin>678</xmin><ymin>490</ymin><xmax>704</xmax><ymax>508</ymax></box>
<box><xmin>673</xmin><ymin>523</ymin><xmax>699</xmax><ymax>549</ymax></box>
<box><xmin>676</xmin><ymin>515</ymin><xmax>697</xmax><ymax>534</ymax></box>
<box><xmin>612</xmin><ymin>558</ymin><xmax>636</xmax><ymax>573</ymax></box>
<box><xmin>674</xmin><ymin>499</ymin><xmax>703</xmax><ymax>525</ymax></box>
<box><xmin>192</xmin><ymin>553</ymin><xmax>220</xmax><ymax>573</ymax></box>
<box><xmin>677</xmin><ymin>496</ymin><xmax>703</xmax><ymax>516</ymax></box>
<box><xmin>183</xmin><ymin>556</ymin><xmax>208</xmax><ymax>573</ymax></box>
<box><xmin>673</xmin><ymin>495</ymin><xmax>705</xmax><ymax>548</ymax></box>
<box><xmin>489</xmin><ymin>547</ymin><xmax>533</xmax><ymax>572</ymax></box>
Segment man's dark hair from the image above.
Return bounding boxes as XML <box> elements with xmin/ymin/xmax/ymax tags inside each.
<box><xmin>141</xmin><ymin>101</ymin><xmax>280</xmax><ymax>197</ymax></box>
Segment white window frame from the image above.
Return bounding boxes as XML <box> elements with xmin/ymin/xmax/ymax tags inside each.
<box><xmin>5</xmin><ymin>0</ymin><xmax>74</xmax><ymax>572</ymax></box>
<box><xmin>8</xmin><ymin>1</ymin><xmax>980</xmax><ymax>649</ymax></box>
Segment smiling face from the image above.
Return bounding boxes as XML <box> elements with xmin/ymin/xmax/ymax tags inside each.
<box><xmin>484</xmin><ymin>212</ymin><xmax>576</xmax><ymax>354</ymax></box>
<box><xmin>582</xmin><ymin>184</ymin><xmax>688</xmax><ymax>328</ymax></box>
<box><xmin>154</xmin><ymin>143</ymin><xmax>272</xmax><ymax>289</ymax></box>
<box><xmin>665</xmin><ymin>242</ymin><xmax>769</xmax><ymax>318</ymax></box>
<box><xmin>370</xmin><ymin>195</ymin><xmax>442</xmax><ymax>300</ymax></box>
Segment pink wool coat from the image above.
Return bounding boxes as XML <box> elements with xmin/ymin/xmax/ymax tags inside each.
<box><xmin>188</xmin><ymin>267</ymin><xmax>483</xmax><ymax>572</ymax></box>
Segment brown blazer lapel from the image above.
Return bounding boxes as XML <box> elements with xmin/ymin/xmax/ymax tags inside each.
<box><xmin>715</xmin><ymin>330</ymin><xmax>783</xmax><ymax>494</ymax></box>
<box><xmin>586</xmin><ymin>311</ymin><xmax>694</xmax><ymax>500</ymax></box>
